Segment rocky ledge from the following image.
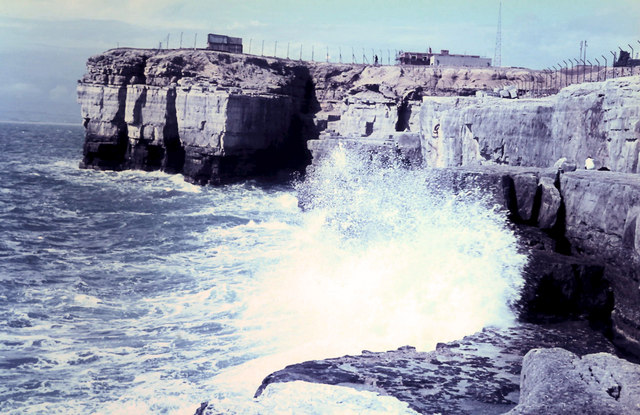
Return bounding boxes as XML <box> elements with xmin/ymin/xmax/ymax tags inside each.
<box><xmin>250</xmin><ymin>323</ymin><xmax>620</xmax><ymax>415</ymax></box>
<box><xmin>243</xmin><ymin>327</ymin><xmax>639</xmax><ymax>415</ymax></box>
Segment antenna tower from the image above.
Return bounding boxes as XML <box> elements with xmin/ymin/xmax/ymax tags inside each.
<box><xmin>494</xmin><ymin>1</ymin><xmax>502</xmax><ymax>67</ymax></box>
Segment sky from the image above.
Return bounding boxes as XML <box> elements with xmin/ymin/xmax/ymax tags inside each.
<box><xmin>1</xmin><ymin>0</ymin><xmax>639</xmax><ymax>123</ymax></box>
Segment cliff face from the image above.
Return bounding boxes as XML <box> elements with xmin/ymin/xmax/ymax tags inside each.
<box><xmin>418</xmin><ymin>78</ymin><xmax>640</xmax><ymax>172</ymax></box>
<box><xmin>78</xmin><ymin>49</ymin><xmax>317</xmax><ymax>183</ymax></box>
<box><xmin>80</xmin><ymin>49</ymin><xmax>640</xmax><ymax>182</ymax></box>
<box><xmin>77</xmin><ymin>48</ymin><xmax>538</xmax><ymax>182</ymax></box>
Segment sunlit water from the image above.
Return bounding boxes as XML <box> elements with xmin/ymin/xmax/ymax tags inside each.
<box><xmin>0</xmin><ymin>123</ymin><xmax>527</xmax><ymax>414</ymax></box>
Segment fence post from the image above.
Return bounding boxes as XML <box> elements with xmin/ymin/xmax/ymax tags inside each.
<box><xmin>569</xmin><ymin>60</ymin><xmax>574</xmax><ymax>84</ymax></box>
<box><xmin>611</xmin><ymin>51</ymin><xmax>617</xmax><ymax>78</ymax></box>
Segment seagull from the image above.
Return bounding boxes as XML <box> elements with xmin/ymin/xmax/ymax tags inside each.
<box><xmin>585</xmin><ymin>156</ymin><xmax>595</xmax><ymax>170</ymax></box>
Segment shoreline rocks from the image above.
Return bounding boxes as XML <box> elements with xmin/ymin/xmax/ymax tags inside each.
<box><xmin>249</xmin><ymin>322</ymin><xmax>618</xmax><ymax>415</ymax></box>
<box><xmin>507</xmin><ymin>348</ymin><xmax>640</xmax><ymax>415</ymax></box>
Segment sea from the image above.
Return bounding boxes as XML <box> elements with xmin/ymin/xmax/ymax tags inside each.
<box><xmin>0</xmin><ymin>122</ymin><xmax>528</xmax><ymax>414</ymax></box>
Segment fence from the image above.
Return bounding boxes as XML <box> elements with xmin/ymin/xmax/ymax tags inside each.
<box><xmin>153</xmin><ymin>32</ymin><xmax>404</xmax><ymax>66</ymax></box>
<box><xmin>151</xmin><ymin>33</ymin><xmax>640</xmax><ymax>98</ymax></box>
<box><xmin>514</xmin><ymin>39</ymin><xmax>640</xmax><ymax>98</ymax></box>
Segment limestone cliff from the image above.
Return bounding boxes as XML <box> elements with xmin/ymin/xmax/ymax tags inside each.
<box><xmin>77</xmin><ymin>48</ymin><xmax>538</xmax><ymax>183</ymax></box>
<box><xmin>418</xmin><ymin>77</ymin><xmax>640</xmax><ymax>172</ymax></box>
<box><xmin>77</xmin><ymin>48</ymin><xmax>318</xmax><ymax>183</ymax></box>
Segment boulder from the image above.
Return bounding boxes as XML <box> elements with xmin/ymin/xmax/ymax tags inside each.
<box><xmin>506</xmin><ymin>348</ymin><xmax>640</xmax><ymax>415</ymax></box>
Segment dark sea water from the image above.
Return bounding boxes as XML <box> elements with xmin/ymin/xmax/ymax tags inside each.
<box><xmin>0</xmin><ymin>122</ymin><xmax>528</xmax><ymax>414</ymax></box>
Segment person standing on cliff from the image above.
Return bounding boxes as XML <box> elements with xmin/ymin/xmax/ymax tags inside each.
<box><xmin>374</xmin><ymin>55</ymin><xmax>379</xmax><ymax>66</ymax></box>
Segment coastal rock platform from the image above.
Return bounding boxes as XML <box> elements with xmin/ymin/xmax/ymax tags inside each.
<box><xmin>248</xmin><ymin>322</ymin><xmax>618</xmax><ymax>415</ymax></box>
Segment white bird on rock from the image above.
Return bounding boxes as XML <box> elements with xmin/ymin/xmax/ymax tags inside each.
<box><xmin>585</xmin><ymin>157</ymin><xmax>595</xmax><ymax>170</ymax></box>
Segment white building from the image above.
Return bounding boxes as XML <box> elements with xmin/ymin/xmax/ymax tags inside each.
<box><xmin>430</xmin><ymin>50</ymin><xmax>491</xmax><ymax>67</ymax></box>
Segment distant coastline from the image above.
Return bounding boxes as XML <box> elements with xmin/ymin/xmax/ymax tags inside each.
<box><xmin>0</xmin><ymin>120</ymin><xmax>82</xmax><ymax>127</ymax></box>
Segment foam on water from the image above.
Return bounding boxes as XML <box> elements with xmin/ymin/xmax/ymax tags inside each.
<box><xmin>204</xmin><ymin>146</ymin><xmax>527</xmax><ymax>411</ymax></box>
<box><xmin>249</xmin><ymin>147</ymin><xmax>524</xmax><ymax>350</ymax></box>
<box><xmin>0</xmin><ymin>124</ymin><xmax>527</xmax><ymax>414</ymax></box>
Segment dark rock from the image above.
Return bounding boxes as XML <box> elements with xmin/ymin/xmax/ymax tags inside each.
<box><xmin>519</xmin><ymin>249</ymin><xmax>613</xmax><ymax>325</ymax></box>
<box><xmin>255</xmin><ymin>322</ymin><xmax>616</xmax><ymax>415</ymax></box>
<box><xmin>193</xmin><ymin>402</ymin><xmax>208</xmax><ymax>415</ymax></box>
<box><xmin>536</xmin><ymin>176</ymin><xmax>561</xmax><ymax>229</ymax></box>
<box><xmin>513</xmin><ymin>173</ymin><xmax>539</xmax><ymax>222</ymax></box>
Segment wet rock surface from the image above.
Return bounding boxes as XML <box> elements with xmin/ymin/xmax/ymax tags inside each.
<box><xmin>255</xmin><ymin>322</ymin><xmax>617</xmax><ymax>415</ymax></box>
<box><xmin>420</xmin><ymin>165</ymin><xmax>640</xmax><ymax>356</ymax></box>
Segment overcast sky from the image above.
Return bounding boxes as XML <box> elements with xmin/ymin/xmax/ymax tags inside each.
<box><xmin>1</xmin><ymin>0</ymin><xmax>639</xmax><ymax>123</ymax></box>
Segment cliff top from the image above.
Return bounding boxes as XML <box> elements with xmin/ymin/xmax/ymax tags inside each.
<box><xmin>81</xmin><ymin>48</ymin><xmax>541</xmax><ymax>103</ymax></box>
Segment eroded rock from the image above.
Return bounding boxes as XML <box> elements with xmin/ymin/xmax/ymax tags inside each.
<box><xmin>254</xmin><ymin>323</ymin><xmax>616</xmax><ymax>415</ymax></box>
<box><xmin>506</xmin><ymin>348</ymin><xmax>640</xmax><ymax>415</ymax></box>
